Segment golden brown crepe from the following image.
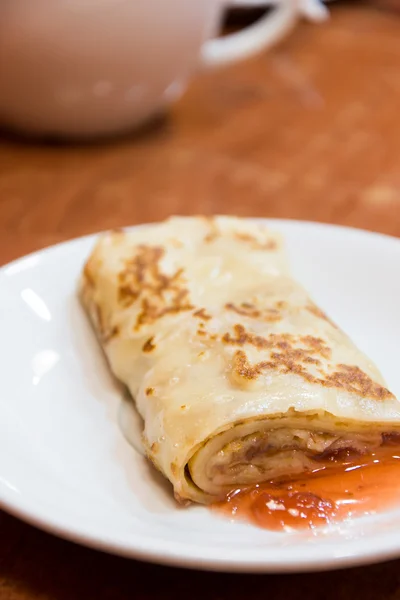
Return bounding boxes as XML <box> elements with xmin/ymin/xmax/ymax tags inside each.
<box><xmin>79</xmin><ymin>216</ymin><xmax>400</xmax><ymax>504</ymax></box>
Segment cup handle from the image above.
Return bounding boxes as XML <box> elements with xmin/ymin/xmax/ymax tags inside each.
<box><xmin>200</xmin><ymin>0</ymin><xmax>322</xmax><ymax>69</ymax></box>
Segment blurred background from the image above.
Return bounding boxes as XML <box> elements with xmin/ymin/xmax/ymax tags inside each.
<box><xmin>0</xmin><ymin>0</ymin><xmax>399</xmax><ymax>264</ymax></box>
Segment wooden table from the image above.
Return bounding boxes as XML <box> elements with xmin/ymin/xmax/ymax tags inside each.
<box><xmin>1</xmin><ymin>5</ymin><xmax>400</xmax><ymax>598</ymax></box>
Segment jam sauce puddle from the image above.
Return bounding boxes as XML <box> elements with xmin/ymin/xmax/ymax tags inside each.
<box><xmin>214</xmin><ymin>447</ymin><xmax>400</xmax><ymax>530</ymax></box>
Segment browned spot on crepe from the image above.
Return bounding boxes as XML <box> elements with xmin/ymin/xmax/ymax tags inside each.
<box><xmin>233</xmin><ymin>350</ymin><xmax>266</xmax><ymax>380</ymax></box>
<box><xmin>307</xmin><ymin>303</ymin><xmax>339</xmax><ymax>329</ymax></box>
<box><xmin>223</xmin><ymin>324</ymin><xmax>330</xmax><ymax>359</ymax></box>
<box><xmin>145</xmin><ymin>387</ymin><xmax>155</xmax><ymax>396</ymax></box>
<box><xmin>228</xmin><ymin>331</ymin><xmax>393</xmax><ymax>400</ymax></box>
<box><xmin>223</xmin><ymin>323</ymin><xmax>268</xmax><ymax>348</ymax></box>
<box><xmin>203</xmin><ymin>216</ymin><xmax>219</xmax><ymax>243</ymax></box>
<box><xmin>225</xmin><ymin>302</ymin><xmax>282</xmax><ymax>323</ymax></box>
<box><xmin>322</xmin><ymin>365</ymin><xmax>394</xmax><ymax>400</ymax></box>
<box><xmin>193</xmin><ymin>308</ymin><xmax>212</xmax><ymax>321</ymax></box>
<box><xmin>142</xmin><ymin>336</ymin><xmax>156</xmax><ymax>353</ymax></box>
<box><xmin>234</xmin><ymin>232</ymin><xmax>277</xmax><ymax>251</ymax></box>
<box><xmin>276</xmin><ymin>300</ymin><xmax>287</xmax><ymax>309</ymax></box>
<box><xmin>222</xmin><ymin>324</ymin><xmax>331</xmax><ymax>358</ymax></box>
<box><xmin>117</xmin><ymin>245</ymin><xmax>193</xmax><ymax>328</ymax></box>
<box><xmin>299</xmin><ymin>335</ymin><xmax>331</xmax><ymax>360</ymax></box>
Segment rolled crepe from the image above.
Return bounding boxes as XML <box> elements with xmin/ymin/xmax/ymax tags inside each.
<box><xmin>80</xmin><ymin>216</ymin><xmax>400</xmax><ymax>504</ymax></box>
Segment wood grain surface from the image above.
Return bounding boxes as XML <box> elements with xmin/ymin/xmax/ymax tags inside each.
<box><xmin>1</xmin><ymin>5</ymin><xmax>400</xmax><ymax>599</ymax></box>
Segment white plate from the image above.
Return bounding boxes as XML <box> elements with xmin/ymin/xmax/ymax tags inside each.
<box><xmin>1</xmin><ymin>220</ymin><xmax>400</xmax><ymax>573</ymax></box>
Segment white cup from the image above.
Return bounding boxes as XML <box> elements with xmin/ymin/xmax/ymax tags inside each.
<box><xmin>229</xmin><ymin>0</ymin><xmax>329</xmax><ymax>20</ymax></box>
<box><xmin>0</xmin><ymin>0</ymin><xmax>302</xmax><ymax>139</ymax></box>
